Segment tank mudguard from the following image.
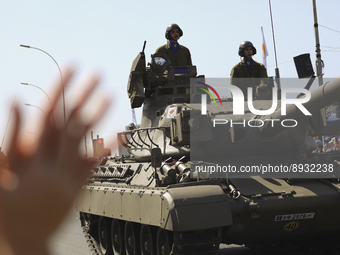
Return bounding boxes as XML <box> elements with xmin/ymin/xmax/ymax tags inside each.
<box><xmin>162</xmin><ymin>185</ymin><xmax>233</xmax><ymax>232</ymax></box>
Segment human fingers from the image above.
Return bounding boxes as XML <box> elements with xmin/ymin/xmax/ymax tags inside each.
<box><xmin>65</xmin><ymin>73</ymin><xmax>101</xmax><ymax>126</ymax></box>
<box><xmin>63</xmin><ymin>70</ymin><xmax>113</xmax><ymax>143</ymax></box>
<box><xmin>6</xmin><ymin>105</ymin><xmax>26</xmax><ymax>173</ymax></box>
<box><xmin>55</xmin><ymin>73</ymin><xmax>111</xmax><ymax>175</ymax></box>
<box><xmin>34</xmin><ymin>67</ymin><xmax>77</xmax><ymax>160</ymax></box>
<box><xmin>66</xmin><ymin>93</ymin><xmax>111</xmax><ymax>186</ymax></box>
<box><xmin>6</xmin><ymin>105</ymin><xmax>20</xmax><ymax>156</ymax></box>
<box><xmin>47</xmin><ymin>66</ymin><xmax>75</xmax><ymax>113</ymax></box>
<box><xmin>0</xmin><ymin>105</ymin><xmax>21</xmax><ymax>190</ymax></box>
<box><xmin>57</xmin><ymin>97</ymin><xmax>111</xmax><ymax>171</ymax></box>
<box><xmin>36</xmin><ymin>65</ymin><xmax>75</xmax><ymax>129</ymax></box>
<box><xmin>80</xmin><ymin>96</ymin><xmax>111</xmax><ymax>135</ymax></box>
<box><xmin>54</xmin><ymin>109</ymin><xmax>111</xmax><ymax>193</ymax></box>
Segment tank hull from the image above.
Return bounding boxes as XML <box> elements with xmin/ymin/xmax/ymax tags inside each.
<box><xmin>76</xmin><ymin>172</ymin><xmax>340</xmax><ymax>254</ymax></box>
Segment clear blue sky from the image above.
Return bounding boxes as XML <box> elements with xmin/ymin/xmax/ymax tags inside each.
<box><xmin>1</xmin><ymin>0</ymin><xmax>339</xmax><ymax>154</ymax></box>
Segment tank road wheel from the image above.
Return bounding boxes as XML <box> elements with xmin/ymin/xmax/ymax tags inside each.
<box><xmin>140</xmin><ymin>224</ymin><xmax>156</xmax><ymax>255</ymax></box>
<box><xmin>124</xmin><ymin>222</ymin><xmax>140</xmax><ymax>255</ymax></box>
<box><xmin>111</xmin><ymin>219</ymin><xmax>125</xmax><ymax>255</ymax></box>
<box><xmin>156</xmin><ymin>228</ymin><xmax>173</xmax><ymax>255</ymax></box>
<box><xmin>98</xmin><ymin>217</ymin><xmax>113</xmax><ymax>255</ymax></box>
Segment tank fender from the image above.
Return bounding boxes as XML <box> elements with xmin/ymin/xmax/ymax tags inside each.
<box><xmin>161</xmin><ymin>185</ymin><xmax>233</xmax><ymax>232</ymax></box>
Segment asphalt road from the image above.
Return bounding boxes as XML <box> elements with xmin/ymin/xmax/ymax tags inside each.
<box><xmin>49</xmin><ymin>208</ymin><xmax>90</xmax><ymax>255</ymax></box>
<box><xmin>48</xmin><ymin>208</ymin><xmax>274</xmax><ymax>255</ymax></box>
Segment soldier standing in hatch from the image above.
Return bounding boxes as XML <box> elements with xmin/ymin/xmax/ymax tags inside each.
<box><xmin>155</xmin><ymin>23</ymin><xmax>192</xmax><ymax>67</ymax></box>
<box><xmin>230</xmin><ymin>41</ymin><xmax>268</xmax><ymax>100</ymax></box>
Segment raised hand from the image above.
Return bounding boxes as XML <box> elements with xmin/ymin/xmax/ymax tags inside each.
<box><xmin>0</xmin><ymin>67</ymin><xmax>111</xmax><ymax>255</ymax></box>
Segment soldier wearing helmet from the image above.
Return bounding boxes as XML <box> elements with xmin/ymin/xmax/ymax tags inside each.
<box><xmin>230</xmin><ymin>41</ymin><xmax>268</xmax><ymax>100</ymax></box>
<box><xmin>155</xmin><ymin>23</ymin><xmax>192</xmax><ymax>67</ymax></box>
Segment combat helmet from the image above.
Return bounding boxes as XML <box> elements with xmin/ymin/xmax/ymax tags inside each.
<box><xmin>238</xmin><ymin>41</ymin><xmax>257</xmax><ymax>57</ymax></box>
<box><xmin>165</xmin><ymin>23</ymin><xmax>183</xmax><ymax>40</ymax></box>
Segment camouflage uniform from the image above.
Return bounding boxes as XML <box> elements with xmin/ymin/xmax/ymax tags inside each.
<box><xmin>156</xmin><ymin>42</ymin><xmax>192</xmax><ymax>67</ymax></box>
<box><xmin>230</xmin><ymin>59</ymin><xmax>268</xmax><ymax>100</ymax></box>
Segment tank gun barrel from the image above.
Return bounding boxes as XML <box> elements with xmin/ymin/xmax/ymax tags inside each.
<box><xmin>259</xmin><ymin>77</ymin><xmax>340</xmax><ymax>137</ymax></box>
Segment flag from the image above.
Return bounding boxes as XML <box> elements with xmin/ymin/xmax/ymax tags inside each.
<box><xmin>261</xmin><ymin>27</ymin><xmax>269</xmax><ymax>69</ymax></box>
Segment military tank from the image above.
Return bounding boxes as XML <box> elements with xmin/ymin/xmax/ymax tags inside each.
<box><xmin>76</xmin><ymin>43</ymin><xmax>340</xmax><ymax>255</ymax></box>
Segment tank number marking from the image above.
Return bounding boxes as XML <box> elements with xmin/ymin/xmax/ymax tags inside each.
<box><xmin>284</xmin><ymin>222</ymin><xmax>299</xmax><ymax>231</ymax></box>
<box><xmin>275</xmin><ymin>213</ymin><xmax>315</xmax><ymax>221</ymax></box>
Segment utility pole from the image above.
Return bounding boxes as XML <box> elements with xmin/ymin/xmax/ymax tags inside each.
<box><xmin>312</xmin><ymin>0</ymin><xmax>324</xmax><ymax>86</ymax></box>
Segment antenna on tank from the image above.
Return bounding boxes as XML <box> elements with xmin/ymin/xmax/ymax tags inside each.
<box><xmin>142</xmin><ymin>40</ymin><xmax>146</xmax><ymax>53</ymax></box>
<box><xmin>312</xmin><ymin>0</ymin><xmax>324</xmax><ymax>86</ymax></box>
<box><xmin>269</xmin><ymin>0</ymin><xmax>281</xmax><ymax>92</ymax></box>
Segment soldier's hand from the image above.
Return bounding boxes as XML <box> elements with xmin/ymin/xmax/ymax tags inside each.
<box><xmin>0</xmin><ymin>67</ymin><xmax>111</xmax><ymax>255</ymax></box>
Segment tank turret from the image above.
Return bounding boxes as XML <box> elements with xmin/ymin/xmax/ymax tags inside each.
<box><xmin>258</xmin><ymin>77</ymin><xmax>340</xmax><ymax>137</ymax></box>
<box><xmin>188</xmin><ymin>77</ymin><xmax>340</xmax><ymax>179</ymax></box>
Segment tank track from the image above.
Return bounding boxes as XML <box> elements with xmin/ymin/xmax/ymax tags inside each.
<box><xmin>80</xmin><ymin>213</ymin><xmax>103</xmax><ymax>255</ymax></box>
<box><xmin>79</xmin><ymin>212</ymin><xmax>219</xmax><ymax>255</ymax></box>
<box><xmin>80</xmin><ymin>211</ymin><xmax>340</xmax><ymax>255</ymax></box>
